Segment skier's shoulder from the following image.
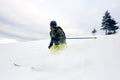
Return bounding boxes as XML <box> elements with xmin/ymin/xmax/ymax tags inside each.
<box><xmin>57</xmin><ymin>26</ymin><xmax>63</xmax><ymax>31</ymax></box>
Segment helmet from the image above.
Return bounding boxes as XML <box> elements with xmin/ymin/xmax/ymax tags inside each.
<box><xmin>50</xmin><ymin>20</ymin><xmax>57</xmax><ymax>27</ymax></box>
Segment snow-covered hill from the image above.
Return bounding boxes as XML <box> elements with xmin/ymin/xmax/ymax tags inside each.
<box><xmin>0</xmin><ymin>35</ymin><xmax>120</xmax><ymax>80</ymax></box>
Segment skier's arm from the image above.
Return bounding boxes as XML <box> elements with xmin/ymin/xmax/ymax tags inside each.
<box><xmin>48</xmin><ymin>37</ymin><xmax>59</xmax><ymax>48</ymax></box>
<box><xmin>48</xmin><ymin>40</ymin><xmax>53</xmax><ymax>49</ymax></box>
<box><xmin>48</xmin><ymin>32</ymin><xmax>53</xmax><ymax>49</ymax></box>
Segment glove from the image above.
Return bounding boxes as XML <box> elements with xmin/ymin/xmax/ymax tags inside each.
<box><xmin>48</xmin><ymin>45</ymin><xmax>51</xmax><ymax>49</ymax></box>
<box><xmin>48</xmin><ymin>43</ymin><xmax>53</xmax><ymax>49</ymax></box>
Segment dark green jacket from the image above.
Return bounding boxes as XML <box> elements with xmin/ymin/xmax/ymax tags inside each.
<box><xmin>49</xmin><ymin>27</ymin><xmax>66</xmax><ymax>46</ymax></box>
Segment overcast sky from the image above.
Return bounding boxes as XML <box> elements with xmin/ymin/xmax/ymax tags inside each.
<box><xmin>0</xmin><ymin>0</ymin><xmax>120</xmax><ymax>41</ymax></box>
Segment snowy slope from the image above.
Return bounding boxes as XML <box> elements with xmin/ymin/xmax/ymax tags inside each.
<box><xmin>0</xmin><ymin>35</ymin><xmax>120</xmax><ymax>80</ymax></box>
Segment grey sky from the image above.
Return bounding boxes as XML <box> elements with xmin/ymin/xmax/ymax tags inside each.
<box><xmin>0</xmin><ymin>0</ymin><xmax>120</xmax><ymax>41</ymax></box>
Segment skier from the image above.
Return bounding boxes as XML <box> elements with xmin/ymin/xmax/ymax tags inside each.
<box><xmin>48</xmin><ymin>20</ymin><xmax>66</xmax><ymax>53</ymax></box>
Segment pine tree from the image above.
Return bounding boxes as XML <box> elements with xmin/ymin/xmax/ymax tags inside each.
<box><xmin>101</xmin><ymin>11</ymin><xmax>119</xmax><ymax>35</ymax></box>
<box><xmin>92</xmin><ymin>28</ymin><xmax>97</xmax><ymax>35</ymax></box>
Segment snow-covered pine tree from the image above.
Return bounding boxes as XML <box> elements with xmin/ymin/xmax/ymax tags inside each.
<box><xmin>101</xmin><ymin>10</ymin><xmax>119</xmax><ymax>35</ymax></box>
